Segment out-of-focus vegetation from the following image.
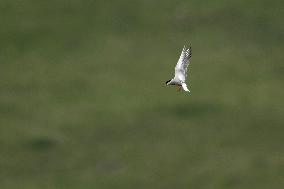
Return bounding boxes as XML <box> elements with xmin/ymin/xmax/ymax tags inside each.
<box><xmin>0</xmin><ymin>0</ymin><xmax>283</xmax><ymax>188</ymax></box>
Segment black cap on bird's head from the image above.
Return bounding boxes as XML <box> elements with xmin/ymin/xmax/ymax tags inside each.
<box><xmin>165</xmin><ymin>80</ymin><xmax>171</xmax><ymax>85</ymax></box>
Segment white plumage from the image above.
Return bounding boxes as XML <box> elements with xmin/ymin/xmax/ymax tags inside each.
<box><xmin>165</xmin><ymin>45</ymin><xmax>192</xmax><ymax>92</ymax></box>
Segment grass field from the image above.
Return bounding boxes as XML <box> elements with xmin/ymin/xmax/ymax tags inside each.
<box><xmin>1</xmin><ymin>0</ymin><xmax>284</xmax><ymax>188</ymax></box>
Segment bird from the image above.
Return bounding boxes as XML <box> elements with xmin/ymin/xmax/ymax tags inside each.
<box><xmin>165</xmin><ymin>45</ymin><xmax>192</xmax><ymax>92</ymax></box>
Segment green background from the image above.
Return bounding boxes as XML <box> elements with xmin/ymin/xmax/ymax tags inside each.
<box><xmin>1</xmin><ymin>0</ymin><xmax>283</xmax><ymax>188</ymax></box>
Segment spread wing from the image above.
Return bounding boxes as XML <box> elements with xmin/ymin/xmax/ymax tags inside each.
<box><xmin>174</xmin><ymin>45</ymin><xmax>192</xmax><ymax>82</ymax></box>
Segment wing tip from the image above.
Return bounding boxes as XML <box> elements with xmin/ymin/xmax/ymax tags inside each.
<box><xmin>182</xmin><ymin>44</ymin><xmax>192</xmax><ymax>59</ymax></box>
<box><xmin>184</xmin><ymin>44</ymin><xmax>192</xmax><ymax>49</ymax></box>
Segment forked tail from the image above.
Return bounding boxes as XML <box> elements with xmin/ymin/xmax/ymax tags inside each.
<box><xmin>181</xmin><ymin>83</ymin><xmax>190</xmax><ymax>93</ymax></box>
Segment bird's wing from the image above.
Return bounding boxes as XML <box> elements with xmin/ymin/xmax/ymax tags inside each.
<box><xmin>174</xmin><ymin>45</ymin><xmax>192</xmax><ymax>82</ymax></box>
<box><xmin>181</xmin><ymin>83</ymin><xmax>190</xmax><ymax>92</ymax></box>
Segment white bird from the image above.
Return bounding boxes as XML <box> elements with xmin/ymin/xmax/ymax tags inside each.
<box><xmin>165</xmin><ymin>45</ymin><xmax>192</xmax><ymax>92</ymax></box>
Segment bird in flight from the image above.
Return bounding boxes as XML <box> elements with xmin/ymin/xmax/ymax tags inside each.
<box><xmin>165</xmin><ymin>45</ymin><xmax>192</xmax><ymax>92</ymax></box>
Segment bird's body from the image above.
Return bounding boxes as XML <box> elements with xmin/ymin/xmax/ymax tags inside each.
<box><xmin>166</xmin><ymin>45</ymin><xmax>192</xmax><ymax>92</ymax></box>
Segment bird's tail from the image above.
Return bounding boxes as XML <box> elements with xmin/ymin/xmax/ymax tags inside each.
<box><xmin>181</xmin><ymin>83</ymin><xmax>190</xmax><ymax>93</ymax></box>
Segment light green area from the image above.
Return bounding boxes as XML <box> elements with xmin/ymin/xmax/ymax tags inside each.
<box><xmin>0</xmin><ymin>0</ymin><xmax>284</xmax><ymax>188</ymax></box>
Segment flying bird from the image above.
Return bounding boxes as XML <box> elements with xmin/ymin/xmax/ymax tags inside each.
<box><xmin>165</xmin><ymin>45</ymin><xmax>192</xmax><ymax>92</ymax></box>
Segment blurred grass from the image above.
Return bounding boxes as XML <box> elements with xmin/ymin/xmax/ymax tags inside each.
<box><xmin>0</xmin><ymin>0</ymin><xmax>284</xmax><ymax>188</ymax></box>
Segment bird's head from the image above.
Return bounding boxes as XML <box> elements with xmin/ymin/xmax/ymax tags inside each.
<box><xmin>165</xmin><ymin>80</ymin><xmax>171</xmax><ymax>86</ymax></box>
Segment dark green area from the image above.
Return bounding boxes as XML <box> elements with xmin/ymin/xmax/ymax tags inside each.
<box><xmin>1</xmin><ymin>0</ymin><xmax>284</xmax><ymax>188</ymax></box>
